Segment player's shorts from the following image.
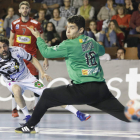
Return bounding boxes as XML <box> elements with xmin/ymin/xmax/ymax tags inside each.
<box><xmin>5</xmin><ymin>73</ymin><xmax>46</xmax><ymax>96</ymax></box>
<box><xmin>24</xmin><ymin>54</ymin><xmax>39</xmax><ymax>76</ymax></box>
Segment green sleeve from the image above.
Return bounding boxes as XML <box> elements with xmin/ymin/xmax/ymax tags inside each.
<box><xmin>37</xmin><ymin>37</ymin><xmax>68</xmax><ymax>58</ymax></box>
<box><xmin>95</xmin><ymin>41</ymin><xmax>105</xmax><ymax>56</ymax></box>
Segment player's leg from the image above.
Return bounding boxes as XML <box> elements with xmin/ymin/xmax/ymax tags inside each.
<box><xmin>6</xmin><ymin>81</ymin><xmax>31</xmax><ymax>122</ymax></box>
<box><xmin>15</xmin><ymin>82</ymin><xmax>99</xmax><ymax>133</ymax></box>
<box><xmin>27</xmin><ymin>75</ymin><xmax>90</xmax><ymax>121</ymax></box>
<box><xmin>87</xmin><ymin>82</ymin><xmax>130</xmax><ymax>122</ymax></box>
<box><xmin>61</xmin><ymin>105</ymin><xmax>90</xmax><ymax>121</ymax></box>
<box><xmin>89</xmin><ymin>96</ymin><xmax>130</xmax><ymax>122</ymax></box>
<box><xmin>11</xmin><ymin>84</ymin><xmax>31</xmax><ymax>121</ymax></box>
<box><xmin>25</xmin><ymin>60</ymin><xmax>40</xmax><ymax>108</ymax></box>
<box><xmin>12</xmin><ymin>94</ymin><xmax>19</xmax><ymax>117</ymax></box>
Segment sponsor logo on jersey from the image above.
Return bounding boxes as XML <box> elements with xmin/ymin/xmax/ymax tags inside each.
<box><xmin>16</xmin><ymin>35</ymin><xmax>31</xmax><ymax>44</ymax></box>
<box><xmin>10</xmin><ymin>67</ymin><xmax>25</xmax><ymax>80</ymax></box>
<box><xmin>16</xmin><ymin>24</ymin><xmax>19</xmax><ymax>29</ymax></box>
<box><xmin>11</xmin><ymin>49</ymin><xmax>18</xmax><ymax>52</ymax></box>
<box><xmin>21</xmin><ymin>25</ymin><xmax>27</xmax><ymax>27</ymax></box>
<box><xmin>14</xmin><ymin>65</ymin><xmax>19</xmax><ymax>69</ymax></box>
<box><xmin>79</xmin><ymin>39</ymin><xmax>83</xmax><ymax>43</ymax></box>
<box><xmin>82</xmin><ymin>69</ymin><xmax>88</xmax><ymax>75</ymax></box>
<box><xmin>82</xmin><ymin>68</ymin><xmax>100</xmax><ymax>75</ymax></box>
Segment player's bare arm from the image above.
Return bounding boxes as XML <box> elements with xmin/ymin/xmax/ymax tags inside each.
<box><xmin>9</xmin><ymin>31</ymin><xmax>15</xmax><ymax>46</ymax></box>
<box><xmin>30</xmin><ymin>57</ymin><xmax>52</xmax><ymax>82</ymax></box>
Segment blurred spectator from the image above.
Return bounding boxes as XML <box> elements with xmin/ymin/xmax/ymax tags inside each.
<box><xmin>1</xmin><ymin>8</ymin><xmax>7</xmax><ymax>20</ymax></box>
<box><xmin>3</xmin><ymin>7</ymin><xmax>19</xmax><ymax>38</ymax></box>
<box><xmin>111</xmin><ymin>4</ymin><xmax>131</xmax><ymax>39</ymax></box>
<box><xmin>49</xmin><ymin>8</ymin><xmax>67</xmax><ymax>36</ymax></box>
<box><xmin>115</xmin><ymin>0</ymin><xmax>125</xmax><ymax>4</ymax></box>
<box><xmin>70</xmin><ymin>0</ymin><xmax>83</xmax><ymax>9</ymax></box>
<box><xmin>99</xmin><ymin>20</ymin><xmax>125</xmax><ymax>47</ymax></box>
<box><xmin>41</xmin><ymin>0</ymin><xmax>63</xmax><ymax>13</ymax></box>
<box><xmin>84</xmin><ymin>20</ymin><xmax>100</xmax><ymax>41</ymax></box>
<box><xmin>125</xmin><ymin>0</ymin><xmax>135</xmax><ymax>14</ymax></box>
<box><xmin>97</xmin><ymin>0</ymin><xmax>116</xmax><ymax>21</ymax></box>
<box><xmin>0</xmin><ymin>18</ymin><xmax>4</xmax><ymax>36</ymax></box>
<box><xmin>116</xmin><ymin>47</ymin><xmax>126</xmax><ymax>59</ymax></box>
<box><xmin>97</xmin><ymin>0</ymin><xmax>116</xmax><ymax>31</ymax></box>
<box><xmin>129</xmin><ymin>3</ymin><xmax>140</xmax><ymax>34</ymax></box>
<box><xmin>34</xmin><ymin>9</ymin><xmax>48</xmax><ymax>32</ymax></box>
<box><xmin>77</xmin><ymin>0</ymin><xmax>95</xmax><ymax>20</ymax></box>
<box><xmin>60</xmin><ymin>0</ymin><xmax>76</xmax><ymax>19</ymax></box>
<box><xmin>99</xmin><ymin>53</ymin><xmax>111</xmax><ymax>60</ymax></box>
<box><xmin>44</xmin><ymin>22</ymin><xmax>61</xmax><ymax>46</ymax></box>
<box><xmin>33</xmin><ymin>7</ymin><xmax>51</xmax><ymax>20</ymax></box>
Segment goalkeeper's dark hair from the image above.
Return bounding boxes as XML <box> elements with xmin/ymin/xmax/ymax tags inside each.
<box><xmin>68</xmin><ymin>15</ymin><xmax>85</xmax><ymax>34</ymax></box>
<box><xmin>0</xmin><ymin>36</ymin><xmax>9</xmax><ymax>46</ymax></box>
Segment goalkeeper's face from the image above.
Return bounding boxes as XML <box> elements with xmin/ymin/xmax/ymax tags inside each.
<box><xmin>66</xmin><ymin>22</ymin><xmax>84</xmax><ymax>39</ymax></box>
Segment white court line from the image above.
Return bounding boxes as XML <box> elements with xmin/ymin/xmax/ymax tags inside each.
<box><xmin>0</xmin><ymin>127</ymin><xmax>140</xmax><ymax>138</ymax></box>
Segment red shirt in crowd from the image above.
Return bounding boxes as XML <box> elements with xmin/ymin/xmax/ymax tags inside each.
<box><xmin>111</xmin><ymin>14</ymin><xmax>131</xmax><ymax>28</ymax></box>
<box><xmin>130</xmin><ymin>10</ymin><xmax>140</xmax><ymax>29</ymax></box>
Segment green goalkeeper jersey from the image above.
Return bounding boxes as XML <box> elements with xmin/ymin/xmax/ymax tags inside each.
<box><xmin>37</xmin><ymin>35</ymin><xmax>105</xmax><ymax>84</ymax></box>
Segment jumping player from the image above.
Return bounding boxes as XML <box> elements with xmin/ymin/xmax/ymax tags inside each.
<box><xmin>0</xmin><ymin>36</ymin><xmax>91</xmax><ymax>123</ymax></box>
<box><xmin>15</xmin><ymin>15</ymin><xmax>130</xmax><ymax>133</ymax></box>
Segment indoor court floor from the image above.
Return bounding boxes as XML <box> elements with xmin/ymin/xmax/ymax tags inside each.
<box><xmin>0</xmin><ymin>112</ymin><xmax>140</xmax><ymax>140</ymax></box>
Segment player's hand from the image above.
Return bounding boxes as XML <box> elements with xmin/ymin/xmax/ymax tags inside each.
<box><xmin>41</xmin><ymin>72</ymin><xmax>52</xmax><ymax>82</ymax></box>
<box><xmin>43</xmin><ymin>58</ymin><xmax>49</xmax><ymax>71</ymax></box>
<box><xmin>27</xmin><ymin>27</ymin><xmax>41</xmax><ymax>38</ymax></box>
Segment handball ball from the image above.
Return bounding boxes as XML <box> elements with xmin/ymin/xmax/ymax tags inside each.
<box><xmin>124</xmin><ymin>100</ymin><xmax>140</xmax><ymax>122</ymax></box>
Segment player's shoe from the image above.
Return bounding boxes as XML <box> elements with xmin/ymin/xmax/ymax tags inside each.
<box><xmin>12</xmin><ymin>108</ymin><xmax>19</xmax><ymax>118</ymax></box>
<box><xmin>76</xmin><ymin>111</ymin><xmax>91</xmax><ymax>121</ymax></box>
<box><xmin>19</xmin><ymin>115</ymin><xmax>39</xmax><ymax>133</ymax></box>
<box><xmin>15</xmin><ymin>124</ymin><xmax>36</xmax><ymax>134</ymax></box>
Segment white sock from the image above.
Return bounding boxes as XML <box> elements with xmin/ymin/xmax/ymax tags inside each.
<box><xmin>34</xmin><ymin>96</ymin><xmax>40</xmax><ymax>107</ymax></box>
<box><xmin>65</xmin><ymin>105</ymin><xmax>78</xmax><ymax>116</ymax></box>
<box><xmin>21</xmin><ymin>106</ymin><xmax>29</xmax><ymax>116</ymax></box>
<box><xmin>12</xmin><ymin>96</ymin><xmax>17</xmax><ymax>110</ymax></box>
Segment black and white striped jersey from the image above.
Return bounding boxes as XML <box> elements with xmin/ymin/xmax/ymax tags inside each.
<box><xmin>0</xmin><ymin>46</ymin><xmax>32</xmax><ymax>82</ymax></box>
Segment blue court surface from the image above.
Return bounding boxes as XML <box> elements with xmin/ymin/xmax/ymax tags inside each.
<box><xmin>0</xmin><ymin>112</ymin><xmax>140</xmax><ymax>140</ymax></box>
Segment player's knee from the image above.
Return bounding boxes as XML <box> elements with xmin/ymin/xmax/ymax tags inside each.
<box><xmin>42</xmin><ymin>88</ymin><xmax>53</xmax><ymax>99</ymax></box>
<box><xmin>12</xmin><ymin>85</ymin><xmax>21</xmax><ymax>96</ymax></box>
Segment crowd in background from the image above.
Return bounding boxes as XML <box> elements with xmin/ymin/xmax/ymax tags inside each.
<box><xmin>0</xmin><ymin>0</ymin><xmax>140</xmax><ymax>60</ymax></box>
